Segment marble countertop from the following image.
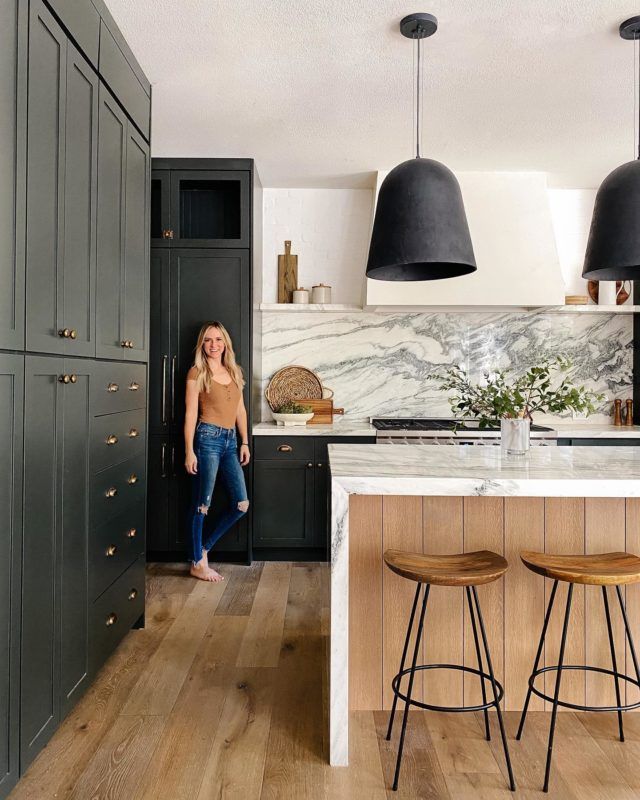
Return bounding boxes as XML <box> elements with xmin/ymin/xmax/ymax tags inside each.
<box><xmin>552</xmin><ymin>423</ymin><xmax>640</xmax><ymax>438</ymax></box>
<box><xmin>327</xmin><ymin>444</ymin><xmax>640</xmax><ymax>497</ymax></box>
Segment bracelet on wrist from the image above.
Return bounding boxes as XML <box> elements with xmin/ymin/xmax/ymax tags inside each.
<box><xmin>241</xmin><ymin>442</ymin><xmax>249</xmax><ymax>446</ymax></box>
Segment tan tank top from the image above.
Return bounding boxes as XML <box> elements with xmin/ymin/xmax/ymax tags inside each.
<box><xmin>187</xmin><ymin>367</ymin><xmax>241</xmax><ymax>429</ymax></box>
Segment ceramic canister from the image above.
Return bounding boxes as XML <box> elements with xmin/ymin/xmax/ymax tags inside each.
<box><xmin>311</xmin><ymin>283</ymin><xmax>331</xmax><ymax>303</ymax></box>
<box><xmin>292</xmin><ymin>287</ymin><xmax>309</xmax><ymax>304</ymax></box>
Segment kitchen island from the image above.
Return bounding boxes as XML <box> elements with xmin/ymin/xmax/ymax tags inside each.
<box><xmin>328</xmin><ymin>444</ymin><xmax>640</xmax><ymax>765</ymax></box>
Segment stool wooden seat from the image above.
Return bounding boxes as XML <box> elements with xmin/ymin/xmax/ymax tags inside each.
<box><xmin>384</xmin><ymin>549</ymin><xmax>508</xmax><ymax>586</ymax></box>
<box><xmin>520</xmin><ymin>550</ymin><xmax>640</xmax><ymax>586</ymax></box>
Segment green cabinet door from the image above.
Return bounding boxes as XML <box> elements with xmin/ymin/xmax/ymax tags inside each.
<box><xmin>0</xmin><ymin>0</ymin><xmax>26</xmax><ymax>352</ymax></box>
<box><xmin>25</xmin><ymin>0</ymin><xmax>66</xmax><ymax>355</ymax></box>
<box><xmin>0</xmin><ymin>355</ymin><xmax>23</xmax><ymax>798</ymax></box>
<box><xmin>252</xmin><ymin>460</ymin><xmax>314</xmax><ymax>548</ymax></box>
<box><xmin>62</xmin><ymin>44</ymin><xmax>98</xmax><ymax>358</ymax></box>
<box><xmin>96</xmin><ymin>83</ymin><xmax>126</xmax><ymax>360</ymax></box>
<box><xmin>21</xmin><ymin>357</ymin><xmax>63</xmax><ymax>770</ymax></box>
<box><xmin>149</xmin><ymin>249</ymin><xmax>170</xmax><ymax>433</ymax></box>
<box><xmin>147</xmin><ymin>435</ymin><xmax>170</xmax><ymax>553</ymax></box>
<box><xmin>59</xmin><ymin>359</ymin><xmax>91</xmax><ymax>717</ymax></box>
<box><xmin>123</xmin><ymin>125</ymin><xmax>149</xmax><ymax>363</ymax></box>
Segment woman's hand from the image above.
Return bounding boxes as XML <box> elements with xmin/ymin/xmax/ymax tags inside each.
<box><xmin>239</xmin><ymin>444</ymin><xmax>250</xmax><ymax>466</ymax></box>
<box><xmin>185</xmin><ymin>450</ymin><xmax>198</xmax><ymax>474</ymax></box>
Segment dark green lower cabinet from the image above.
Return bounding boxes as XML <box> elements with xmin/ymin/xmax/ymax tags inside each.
<box><xmin>251</xmin><ymin>435</ymin><xmax>375</xmax><ymax>556</ymax></box>
<box><xmin>0</xmin><ymin>355</ymin><xmax>24</xmax><ymax>798</ymax></box>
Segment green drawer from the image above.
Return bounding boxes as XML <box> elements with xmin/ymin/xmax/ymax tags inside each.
<box><xmin>91</xmin><ymin>362</ymin><xmax>146</xmax><ymax>415</ymax></box>
<box><xmin>90</xmin><ymin>503</ymin><xmax>145</xmax><ymax>601</ymax></box>
<box><xmin>253</xmin><ymin>435</ymin><xmax>314</xmax><ymax>461</ymax></box>
<box><xmin>91</xmin><ymin>453</ymin><xmax>146</xmax><ymax>526</ymax></box>
<box><xmin>92</xmin><ymin>409</ymin><xmax>146</xmax><ymax>474</ymax></box>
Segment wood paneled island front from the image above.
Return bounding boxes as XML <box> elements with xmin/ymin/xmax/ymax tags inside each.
<box><xmin>328</xmin><ymin>444</ymin><xmax>640</xmax><ymax>766</ymax></box>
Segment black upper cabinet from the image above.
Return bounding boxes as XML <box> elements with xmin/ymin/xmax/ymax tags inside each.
<box><xmin>25</xmin><ymin>1</ymin><xmax>98</xmax><ymax>358</ymax></box>
<box><xmin>96</xmin><ymin>85</ymin><xmax>149</xmax><ymax>362</ymax></box>
<box><xmin>0</xmin><ymin>355</ymin><xmax>23</xmax><ymax>798</ymax></box>
<box><xmin>151</xmin><ymin>170</ymin><xmax>250</xmax><ymax>248</ymax></box>
<box><xmin>149</xmin><ymin>249</ymin><xmax>170</xmax><ymax>431</ymax></box>
<box><xmin>0</xmin><ymin>0</ymin><xmax>26</xmax><ymax>353</ymax></box>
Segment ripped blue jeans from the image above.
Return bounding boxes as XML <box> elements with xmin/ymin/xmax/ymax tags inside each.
<box><xmin>188</xmin><ymin>422</ymin><xmax>249</xmax><ymax>564</ymax></box>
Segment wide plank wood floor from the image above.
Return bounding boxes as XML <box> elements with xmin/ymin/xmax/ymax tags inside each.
<box><xmin>9</xmin><ymin>561</ymin><xmax>640</xmax><ymax>799</ymax></box>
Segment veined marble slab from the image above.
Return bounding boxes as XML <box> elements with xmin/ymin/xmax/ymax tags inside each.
<box><xmin>252</xmin><ymin>421</ymin><xmax>375</xmax><ymax>437</ymax></box>
<box><xmin>328</xmin><ymin>444</ymin><xmax>640</xmax><ymax>765</ymax></box>
<box><xmin>552</xmin><ymin>423</ymin><xmax>640</xmax><ymax>438</ymax></box>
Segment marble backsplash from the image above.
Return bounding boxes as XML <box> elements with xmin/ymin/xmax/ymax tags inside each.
<box><xmin>258</xmin><ymin>311</ymin><xmax>633</xmax><ymax>424</ymax></box>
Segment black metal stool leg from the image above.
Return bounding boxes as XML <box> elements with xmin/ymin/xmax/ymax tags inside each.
<box><xmin>392</xmin><ymin>584</ymin><xmax>430</xmax><ymax>792</ymax></box>
<box><xmin>466</xmin><ymin>586</ymin><xmax>491</xmax><ymax>741</ymax></box>
<box><xmin>543</xmin><ymin>582</ymin><xmax>574</xmax><ymax>793</ymax></box>
<box><xmin>616</xmin><ymin>585</ymin><xmax>640</xmax><ymax>686</ymax></box>
<box><xmin>602</xmin><ymin>586</ymin><xmax>624</xmax><ymax>742</ymax></box>
<box><xmin>516</xmin><ymin>579</ymin><xmax>559</xmax><ymax>741</ymax></box>
<box><xmin>471</xmin><ymin>586</ymin><xmax>516</xmax><ymax>792</ymax></box>
<box><xmin>386</xmin><ymin>583</ymin><xmax>421</xmax><ymax>741</ymax></box>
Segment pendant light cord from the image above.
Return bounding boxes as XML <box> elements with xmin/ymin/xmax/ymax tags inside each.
<box><xmin>416</xmin><ymin>33</ymin><xmax>421</xmax><ymax>158</ymax></box>
<box><xmin>636</xmin><ymin>34</ymin><xmax>639</xmax><ymax>159</ymax></box>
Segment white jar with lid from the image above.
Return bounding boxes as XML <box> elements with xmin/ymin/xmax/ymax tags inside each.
<box><xmin>311</xmin><ymin>283</ymin><xmax>331</xmax><ymax>304</ymax></box>
<box><xmin>292</xmin><ymin>287</ymin><xmax>309</xmax><ymax>304</ymax></box>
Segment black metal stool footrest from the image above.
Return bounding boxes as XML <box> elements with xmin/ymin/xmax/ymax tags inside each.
<box><xmin>391</xmin><ymin>663</ymin><xmax>504</xmax><ymax>713</ymax></box>
<box><xmin>528</xmin><ymin>665</ymin><xmax>640</xmax><ymax>712</ymax></box>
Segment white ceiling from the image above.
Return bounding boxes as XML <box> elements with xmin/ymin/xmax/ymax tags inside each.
<box><xmin>105</xmin><ymin>0</ymin><xmax>640</xmax><ymax>188</ymax></box>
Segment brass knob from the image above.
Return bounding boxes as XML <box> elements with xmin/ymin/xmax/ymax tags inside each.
<box><xmin>317</xmin><ymin>463</ymin><xmax>323</xmax><ymax>467</ymax></box>
<box><xmin>126</xmin><ymin>528</ymin><xmax>137</xmax><ymax>538</ymax></box>
<box><xmin>128</xmin><ymin>428</ymin><xmax>139</xmax><ymax>438</ymax></box>
<box><xmin>129</xmin><ymin>382</ymin><xmax>140</xmax><ymax>391</ymax></box>
<box><xmin>127</xmin><ymin>474</ymin><xmax>138</xmax><ymax>485</ymax></box>
<box><xmin>307</xmin><ymin>462</ymin><xmax>313</xmax><ymax>468</ymax></box>
<box><xmin>69</xmin><ymin>374</ymin><xmax>77</xmax><ymax>383</ymax></box>
<box><xmin>107</xmin><ymin>383</ymin><xmax>119</xmax><ymax>393</ymax></box>
<box><xmin>106</xmin><ymin>434</ymin><xmax>118</xmax><ymax>446</ymax></box>
<box><xmin>128</xmin><ymin>589</ymin><xmax>138</xmax><ymax>601</ymax></box>
<box><xmin>128</xmin><ymin>340</ymin><xmax>135</xmax><ymax>349</ymax></box>
<box><xmin>105</xmin><ymin>545</ymin><xmax>117</xmax><ymax>557</ymax></box>
<box><xmin>58</xmin><ymin>374</ymin><xmax>70</xmax><ymax>384</ymax></box>
<box><xmin>105</xmin><ymin>613</ymin><xmax>117</xmax><ymax>626</ymax></box>
<box><xmin>58</xmin><ymin>328</ymin><xmax>71</xmax><ymax>338</ymax></box>
<box><xmin>69</xmin><ymin>329</ymin><xmax>77</xmax><ymax>339</ymax></box>
<box><xmin>105</xmin><ymin>486</ymin><xmax>117</xmax><ymax>498</ymax></box>
<box><xmin>162</xmin><ymin>228</ymin><xmax>174</xmax><ymax>239</ymax></box>
<box><xmin>121</xmin><ymin>340</ymin><xmax>128</xmax><ymax>348</ymax></box>
<box><xmin>277</xmin><ymin>444</ymin><xmax>293</xmax><ymax>453</ymax></box>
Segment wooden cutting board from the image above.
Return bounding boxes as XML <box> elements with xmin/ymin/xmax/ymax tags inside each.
<box><xmin>278</xmin><ymin>240</ymin><xmax>298</xmax><ymax>303</ymax></box>
<box><xmin>299</xmin><ymin>398</ymin><xmax>345</xmax><ymax>425</ymax></box>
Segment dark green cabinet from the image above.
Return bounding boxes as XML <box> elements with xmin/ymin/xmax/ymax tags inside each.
<box><xmin>252</xmin><ymin>435</ymin><xmax>375</xmax><ymax>554</ymax></box>
<box><xmin>0</xmin><ymin>0</ymin><xmax>26</xmax><ymax>352</ymax></box>
<box><xmin>21</xmin><ymin>356</ymin><xmax>92</xmax><ymax>769</ymax></box>
<box><xmin>96</xmin><ymin>85</ymin><xmax>149</xmax><ymax>362</ymax></box>
<box><xmin>25</xmin><ymin>1</ymin><xmax>98</xmax><ymax>357</ymax></box>
<box><xmin>0</xmin><ymin>355</ymin><xmax>23</xmax><ymax>798</ymax></box>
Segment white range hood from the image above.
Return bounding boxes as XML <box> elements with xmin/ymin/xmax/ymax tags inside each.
<box><xmin>365</xmin><ymin>171</ymin><xmax>565</xmax><ymax>309</ymax></box>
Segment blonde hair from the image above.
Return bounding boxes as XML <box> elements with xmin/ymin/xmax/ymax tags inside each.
<box><xmin>192</xmin><ymin>322</ymin><xmax>245</xmax><ymax>394</ymax></box>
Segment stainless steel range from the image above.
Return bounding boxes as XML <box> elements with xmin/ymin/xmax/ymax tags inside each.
<box><xmin>371</xmin><ymin>417</ymin><xmax>557</xmax><ymax>446</ymax></box>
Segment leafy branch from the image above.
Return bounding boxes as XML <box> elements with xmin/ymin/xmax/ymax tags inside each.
<box><xmin>428</xmin><ymin>356</ymin><xmax>604</xmax><ymax>427</ymax></box>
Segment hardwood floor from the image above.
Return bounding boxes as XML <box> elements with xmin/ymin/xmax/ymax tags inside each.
<box><xmin>9</xmin><ymin>561</ymin><xmax>640</xmax><ymax>799</ymax></box>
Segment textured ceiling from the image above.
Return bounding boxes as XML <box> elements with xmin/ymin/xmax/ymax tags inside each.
<box><xmin>105</xmin><ymin>0</ymin><xmax>640</xmax><ymax>188</ymax></box>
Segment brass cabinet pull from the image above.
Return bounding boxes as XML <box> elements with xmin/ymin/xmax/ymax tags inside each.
<box><xmin>307</xmin><ymin>462</ymin><xmax>313</xmax><ymax>468</ymax></box>
<box><xmin>161</xmin><ymin>442</ymin><xmax>166</xmax><ymax>478</ymax></box>
<box><xmin>120</xmin><ymin>340</ymin><xmax>128</xmax><ymax>348</ymax></box>
<box><xmin>128</xmin><ymin>340</ymin><xmax>134</xmax><ymax>349</ymax></box>
<box><xmin>129</xmin><ymin>381</ymin><xmax>140</xmax><ymax>391</ymax></box>
<box><xmin>162</xmin><ymin>228</ymin><xmax>174</xmax><ymax>239</ymax></box>
<box><xmin>107</xmin><ymin>382</ymin><xmax>119</xmax><ymax>393</ymax></box>
<box><xmin>171</xmin><ymin>444</ymin><xmax>176</xmax><ymax>476</ymax></box>
<box><xmin>126</xmin><ymin>527</ymin><xmax>137</xmax><ymax>539</ymax></box>
<box><xmin>106</xmin><ymin>434</ymin><xmax>118</xmax><ymax>446</ymax></box>
<box><xmin>105</xmin><ymin>545</ymin><xmax>117</xmax><ymax>557</ymax></box>
<box><xmin>128</xmin><ymin>588</ymin><xmax>138</xmax><ymax>601</ymax></box>
<box><xmin>277</xmin><ymin>444</ymin><xmax>293</xmax><ymax>453</ymax></box>
<box><xmin>58</xmin><ymin>328</ymin><xmax>71</xmax><ymax>338</ymax></box>
<box><xmin>171</xmin><ymin>356</ymin><xmax>176</xmax><ymax>422</ymax></box>
<box><xmin>69</xmin><ymin>374</ymin><xmax>77</xmax><ymax>383</ymax></box>
<box><xmin>69</xmin><ymin>329</ymin><xmax>77</xmax><ymax>339</ymax></box>
<box><xmin>128</xmin><ymin>428</ymin><xmax>139</xmax><ymax>438</ymax></box>
<box><xmin>105</xmin><ymin>486</ymin><xmax>117</xmax><ymax>498</ymax></box>
<box><xmin>317</xmin><ymin>463</ymin><xmax>323</xmax><ymax>467</ymax></box>
<box><xmin>105</xmin><ymin>613</ymin><xmax>117</xmax><ymax>626</ymax></box>
<box><xmin>127</xmin><ymin>474</ymin><xmax>138</xmax><ymax>485</ymax></box>
<box><xmin>58</xmin><ymin>374</ymin><xmax>70</xmax><ymax>384</ymax></box>
<box><xmin>161</xmin><ymin>355</ymin><xmax>168</xmax><ymax>423</ymax></box>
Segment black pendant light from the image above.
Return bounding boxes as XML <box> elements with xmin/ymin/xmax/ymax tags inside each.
<box><xmin>582</xmin><ymin>16</ymin><xmax>640</xmax><ymax>281</ymax></box>
<box><xmin>366</xmin><ymin>13</ymin><xmax>476</xmax><ymax>282</ymax></box>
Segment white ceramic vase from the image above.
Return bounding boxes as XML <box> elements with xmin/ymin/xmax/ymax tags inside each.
<box><xmin>500</xmin><ymin>418</ymin><xmax>530</xmax><ymax>455</ymax></box>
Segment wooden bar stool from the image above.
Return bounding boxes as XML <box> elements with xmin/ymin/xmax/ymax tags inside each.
<box><xmin>517</xmin><ymin>551</ymin><xmax>640</xmax><ymax>793</ymax></box>
<box><xmin>383</xmin><ymin>549</ymin><xmax>515</xmax><ymax>792</ymax></box>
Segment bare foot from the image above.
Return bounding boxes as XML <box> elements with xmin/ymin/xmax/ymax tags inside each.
<box><xmin>208</xmin><ymin>566</ymin><xmax>225</xmax><ymax>583</ymax></box>
<box><xmin>190</xmin><ymin>559</ymin><xmax>217</xmax><ymax>582</ymax></box>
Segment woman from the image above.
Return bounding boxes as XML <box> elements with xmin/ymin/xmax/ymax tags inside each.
<box><xmin>184</xmin><ymin>321</ymin><xmax>250</xmax><ymax>582</ymax></box>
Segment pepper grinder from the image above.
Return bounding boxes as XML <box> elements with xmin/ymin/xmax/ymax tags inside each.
<box><xmin>613</xmin><ymin>398</ymin><xmax>623</xmax><ymax>426</ymax></box>
<box><xmin>625</xmin><ymin>398</ymin><xmax>634</xmax><ymax>426</ymax></box>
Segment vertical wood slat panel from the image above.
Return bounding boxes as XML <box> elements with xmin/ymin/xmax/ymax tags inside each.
<box><xmin>422</xmin><ymin>496</ymin><xmax>464</xmax><ymax>708</ymax></box>
<box><xmin>504</xmin><ymin>498</ymin><xmax>545</xmax><ymax>711</ymax></box>
<box><xmin>625</xmin><ymin>498</ymin><xmax>640</xmax><ymax>709</ymax></box>
<box><xmin>585</xmin><ymin>498</ymin><xmax>626</xmax><ymax>706</ymax></box>
<box><xmin>382</xmin><ymin>496</ymin><xmax>423</xmax><ymax>710</ymax></box>
<box><xmin>463</xmin><ymin>497</ymin><xmax>504</xmax><ymax>707</ymax></box>
<box><xmin>349</xmin><ymin>495</ymin><xmax>383</xmax><ymax>711</ymax></box>
<box><xmin>544</xmin><ymin>498</ymin><xmax>586</xmax><ymax>710</ymax></box>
